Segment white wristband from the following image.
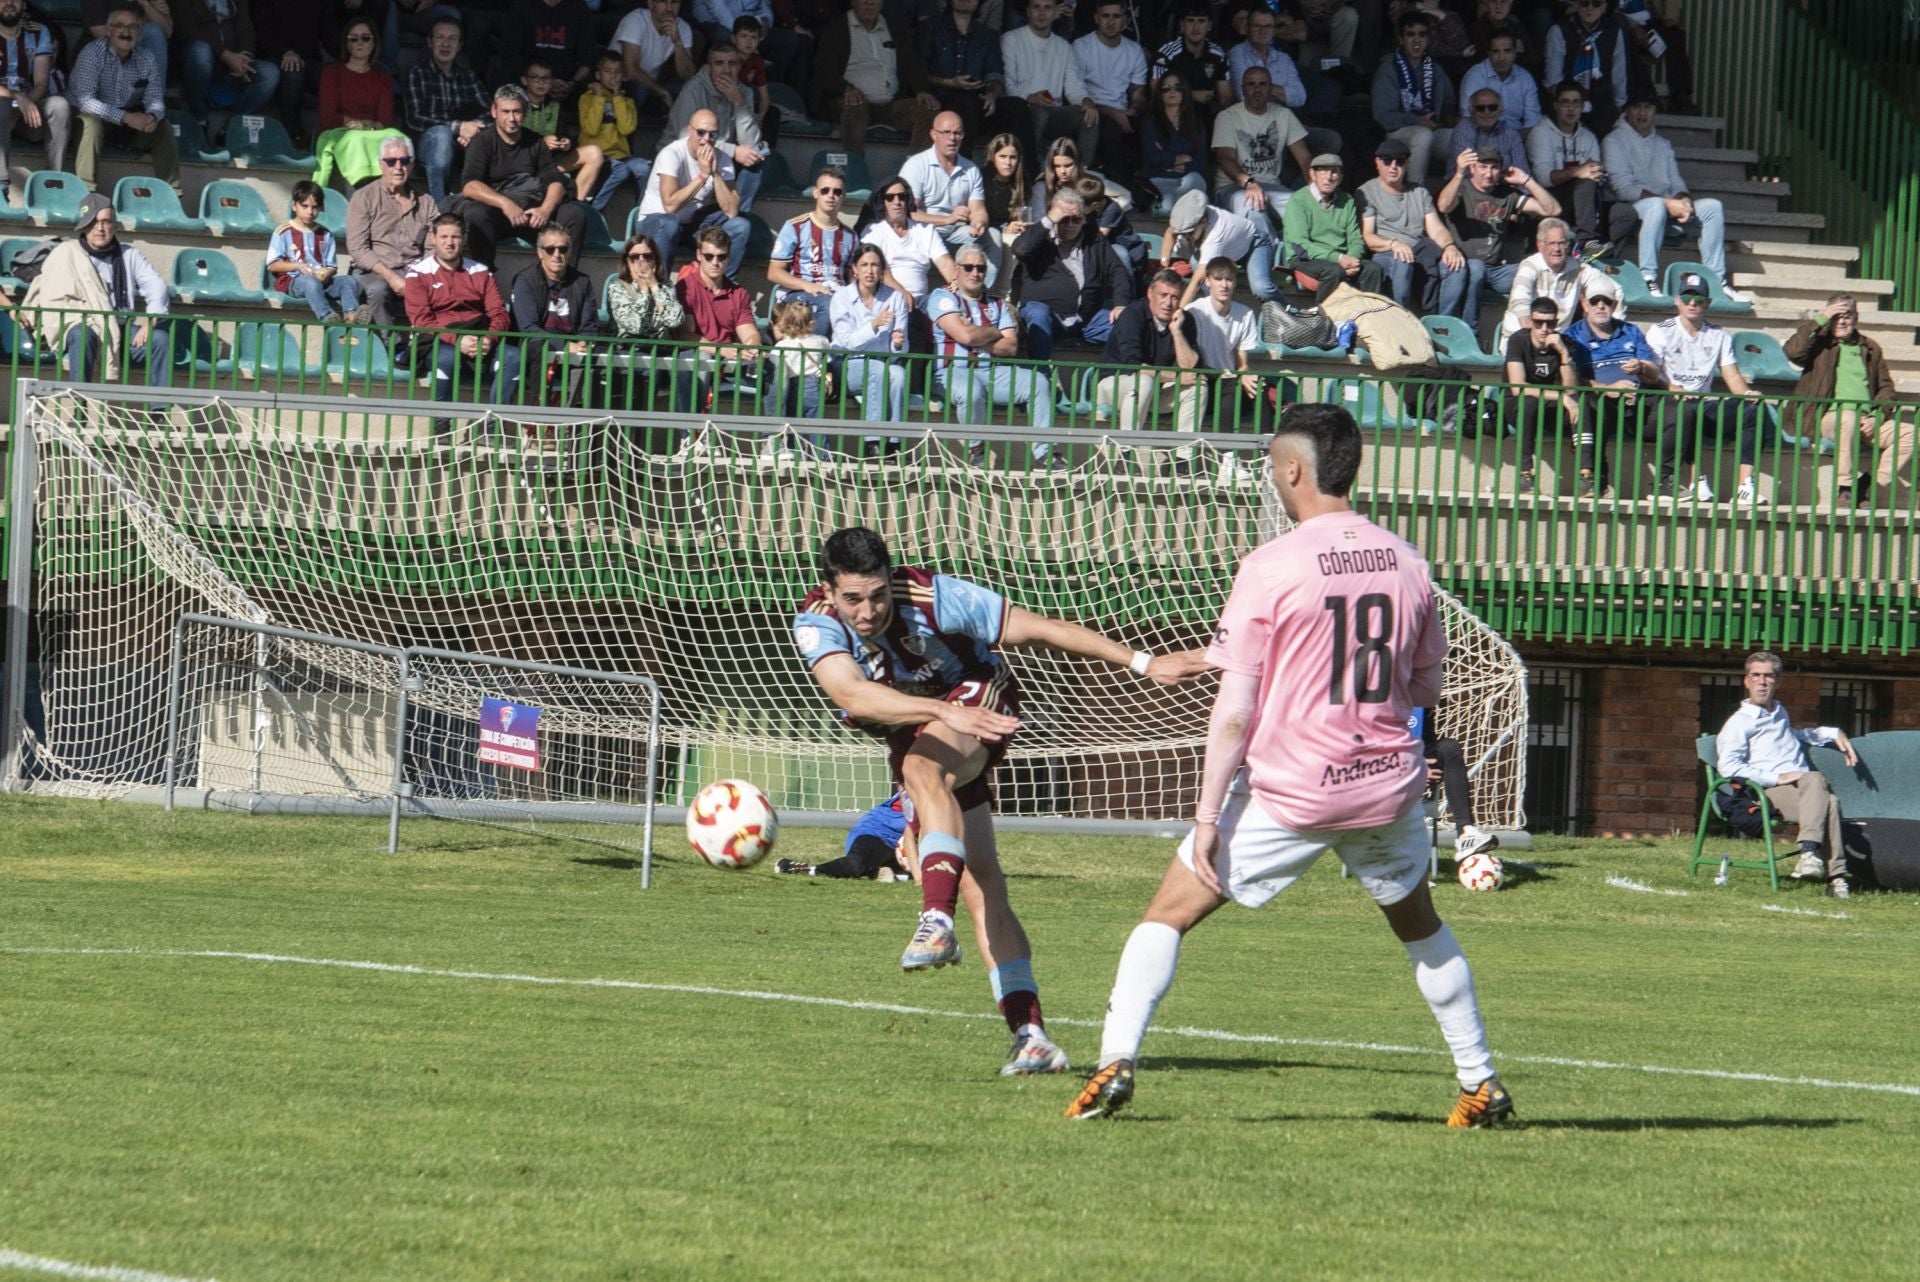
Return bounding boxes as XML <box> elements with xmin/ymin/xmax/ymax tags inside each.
<box><xmin>1128</xmin><ymin>650</ymin><xmax>1152</xmax><ymax>677</ymax></box>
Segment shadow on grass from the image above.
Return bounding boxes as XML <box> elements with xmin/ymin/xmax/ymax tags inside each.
<box><xmin>571</xmin><ymin>856</ymin><xmax>643</xmax><ymax>871</ymax></box>
<box><xmin>1437</xmin><ymin>858</ymin><xmax>1562</xmax><ymax>888</ymax></box>
<box><xmin>1366</xmin><ymin>1112</ymin><xmax>1860</xmax><ymax>1131</ymax></box>
<box><xmin>1146</xmin><ymin>1055</ymin><xmax>1435</xmax><ymax>1079</ymax></box>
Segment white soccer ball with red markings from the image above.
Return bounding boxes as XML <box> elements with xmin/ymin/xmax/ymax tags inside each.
<box><xmin>1457</xmin><ymin>852</ymin><xmax>1505</xmax><ymax>892</ymax></box>
<box><xmin>687</xmin><ymin>779</ymin><xmax>780</xmax><ymax>869</ymax></box>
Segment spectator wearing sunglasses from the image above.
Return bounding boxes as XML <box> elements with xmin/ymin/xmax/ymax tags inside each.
<box><xmin>347</xmin><ymin>135</ymin><xmax>440</xmax><ymax>327</ymax></box>
<box><xmin>633</xmin><ymin>108</ymin><xmax>754</xmax><ymax>278</ymax></box>
<box><xmin>1444</xmin><ymin>89</ymin><xmax>1526</xmax><ymax>177</ymax></box>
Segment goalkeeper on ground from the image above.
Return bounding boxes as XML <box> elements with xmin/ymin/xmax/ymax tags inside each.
<box><xmin>776</xmin><ymin>793</ymin><xmax>915</xmax><ymax>881</ymax></box>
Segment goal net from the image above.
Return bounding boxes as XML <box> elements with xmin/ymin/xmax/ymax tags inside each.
<box><xmin>4</xmin><ymin>388</ymin><xmax>1527</xmax><ymax>831</ymax></box>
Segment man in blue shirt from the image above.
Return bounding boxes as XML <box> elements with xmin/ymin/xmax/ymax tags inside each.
<box><xmin>1563</xmin><ymin>275</ymin><xmax>1662</xmax><ymax>498</ymax></box>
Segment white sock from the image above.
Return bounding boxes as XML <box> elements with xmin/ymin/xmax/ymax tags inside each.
<box><xmin>1098</xmin><ymin>921</ymin><xmax>1182</xmax><ymax>1069</ymax></box>
<box><xmin>1403</xmin><ymin>924</ymin><xmax>1495</xmax><ymax>1090</ymax></box>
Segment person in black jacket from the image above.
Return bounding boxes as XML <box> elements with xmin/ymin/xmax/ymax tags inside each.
<box><xmin>507</xmin><ymin>222</ymin><xmax>600</xmax><ymax>408</ymax></box>
<box><xmin>489</xmin><ymin>0</ymin><xmax>596</xmax><ymax>96</ymax></box>
<box><xmin>1094</xmin><ymin>268</ymin><xmax>1206</xmax><ymax>437</ymax></box>
<box><xmin>442</xmin><ymin>83</ymin><xmax>590</xmax><ymax>270</ymax></box>
<box><xmin>1012</xmin><ymin>188</ymin><xmax>1134</xmax><ymax>363</ymax></box>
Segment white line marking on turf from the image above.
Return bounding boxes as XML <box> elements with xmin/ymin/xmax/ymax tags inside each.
<box><xmin>1763</xmin><ymin>903</ymin><xmax>1855</xmax><ymax>921</ymax></box>
<box><xmin>1606</xmin><ymin>876</ymin><xmax>1690</xmax><ymax>896</ymax></box>
<box><xmin>0</xmin><ymin>1248</ymin><xmax>217</xmax><ymax>1282</ymax></box>
<box><xmin>9</xmin><ymin>946</ymin><xmax>1920</xmax><ymax>1099</ymax></box>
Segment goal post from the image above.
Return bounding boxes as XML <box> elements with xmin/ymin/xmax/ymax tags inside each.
<box><xmin>163</xmin><ymin>614</ymin><xmax>664</xmax><ymax>880</ymax></box>
<box><xmin>4</xmin><ymin>382</ymin><xmax>1527</xmax><ymax>843</ymax></box>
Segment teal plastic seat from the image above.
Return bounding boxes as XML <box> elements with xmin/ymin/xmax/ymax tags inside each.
<box><xmin>770</xmin><ymin>83</ymin><xmax>831</xmax><ymax>136</ymax></box>
<box><xmin>1323</xmin><ymin>376</ymin><xmax>1440</xmax><ymax>435</ymax></box>
<box><xmin>256</xmin><ymin>260</ymin><xmax>301</xmax><ymax>307</ymax></box>
<box><xmin>1664</xmin><ymin>260</ymin><xmax>1753</xmax><ymax>316</ymax></box>
<box><xmin>756</xmin><ymin>150</ymin><xmax>806</xmax><ymax>200</ymax></box>
<box><xmin>579</xmin><ymin>205</ymin><xmax>615</xmax><ymax>253</ymax></box>
<box><xmin>167</xmin><ymin>109</ymin><xmax>230</xmax><ymax>162</ymax></box>
<box><xmin>172</xmin><ymin>249</ymin><xmax>271</xmax><ymax>304</ymax></box>
<box><xmin>0</xmin><ymin>182</ymin><xmax>29</xmax><ymax>223</ymax></box>
<box><xmin>807</xmin><ymin>149</ymin><xmax>873</xmax><ymax>200</ymax></box>
<box><xmin>1590</xmin><ymin>256</ymin><xmax>1661</xmax><ymax>313</ymax></box>
<box><xmin>167</xmin><ymin>320</ymin><xmax>236</xmax><ymax>376</ymax></box>
<box><xmin>325</xmin><ymin>325</ymin><xmax>399</xmax><ymax>384</ymax></box>
<box><xmin>200</xmin><ymin>180</ymin><xmax>278</xmax><ymax>236</ymax></box>
<box><xmin>225</xmin><ymin>113</ymin><xmax>312</xmax><ymax>168</ymax></box>
<box><xmin>744</xmin><ymin>212</ymin><xmax>775</xmax><ymax>261</ymax></box>
<box><xmin>1731</xmin><ymin>330</ymin><xmax>1799</xmax><ymax>385</ymax></box>
<box><xmin>235</xmin><ymin>321</ymin><xmax>325</xmax><ymax>380</ymax></box>
<box><xmin>0</xmin><ymin>234</ymin><xmax>42</xmax><ymax>289</ymax></box>
<box><xmin>0</xmin><ymin>308</ymin><xmax>55</xmax><ymax>361</ymax></box>
<box><xmin>25</xmin><ymin>170</ymin><xmax>86</xmax><ymax>227</ymax></box>
<box><xmin>112</xmin><ymin>175</ymin><xmax>199</xmax><ymax>232</ymax></box>
<box><xmin>318</xmin><ymin>186</ymin><xmax>350</xmax><ymax>238</ymax></box>
<box><xmin>1420</xmin><ymin>314</ymin><xmax>1503</xmax><ymax>369</ymax></box>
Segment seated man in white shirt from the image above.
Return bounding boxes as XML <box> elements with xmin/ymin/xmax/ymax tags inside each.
<box><xmin>1182</xmin><ymin>254</ymin><xmax>1275</xmax><ymax>433</ymax></box>
<box><xmin>1715</xmin><ymin>650</ymin><xmax>1858</xmax><ymax>898</ymax></box>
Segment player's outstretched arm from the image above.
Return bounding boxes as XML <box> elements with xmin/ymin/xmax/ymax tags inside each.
<box><xmin>811</xmin><ymin>653</ymin><xmax>1021</xmax><ymax>741</ymax></box>
<box><xmin>999</xmin><ymin>606</ymin><xmax>1213</xmax><ymax>685</ymax></box>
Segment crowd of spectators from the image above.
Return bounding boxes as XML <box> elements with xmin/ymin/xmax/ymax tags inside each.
<box><xmin>0</xmin><ymin>0</ymin><xmax>1909</xmax><ymax>502</ymax></box>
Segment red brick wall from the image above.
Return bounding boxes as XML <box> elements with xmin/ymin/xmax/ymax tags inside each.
<box><xmin>1889</xmin><ymin>679</ymin><xmax>1920</xmax><ymax>731</ymax></box>
<box><xmin>1584</xmin><ymin>666</ymin><xmax>1702</xmax><ymax>838</ymax></box>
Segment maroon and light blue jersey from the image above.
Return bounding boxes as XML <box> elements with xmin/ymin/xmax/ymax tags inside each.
<box><xmin>772</xmin><ymin>215</ymin><xmax>859</xmax><ymax>291</ymax></box>
<box><xmin>794</xmin><ymin>566</ymin><xmax>1010</xmax><ymax>714</ymax></box>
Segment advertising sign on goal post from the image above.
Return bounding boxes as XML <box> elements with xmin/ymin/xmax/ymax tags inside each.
<box><xmin>478</xmin><ymin>699</ymin><xmax>542</xmax><ymax>771</ymax></box>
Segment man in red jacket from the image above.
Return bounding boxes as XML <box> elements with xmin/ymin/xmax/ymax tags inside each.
<box><xmin>404</xmin><ymin>213</ymin><xmax>519</xmax><ymax>431</ymax></box>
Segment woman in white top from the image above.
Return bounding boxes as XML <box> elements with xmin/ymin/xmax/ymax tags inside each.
<box><xmin>858</xmin><ymin>177</ymin><xmax>957</xmax><ymax>312</ymax></box>
<box><xmin>829</xmin><ymin>243</ymin><xmax>909</xmax><ymax>422</ymax></box>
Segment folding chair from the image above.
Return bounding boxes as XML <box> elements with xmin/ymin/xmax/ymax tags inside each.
<box><xmin>1688</xmin><ymin>733</ymin><xmax>1790</xmax><ymax>888</ymax></box>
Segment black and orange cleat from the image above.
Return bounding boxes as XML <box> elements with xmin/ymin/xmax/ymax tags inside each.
<box><xmin>1064</xmin><ymin>1059</ymin><xmax>1135</xmax><ymax>1120</ymax></box>
<box><xmin>1446</xmin><ymin>1076</ymin><xmax>1515</xmax><ymax>1129</ymax></box>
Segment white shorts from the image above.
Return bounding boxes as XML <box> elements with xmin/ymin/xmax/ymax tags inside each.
<box><xmin>1177</xmin><ymin>770</ymin><xmax>1431</xmax><ymax>909</ymax></box>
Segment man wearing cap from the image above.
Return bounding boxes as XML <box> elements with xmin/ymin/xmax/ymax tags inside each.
<box><xmin>1281</xmin><ymin>153</ymin><xmax>1386</xmax><ymax>297</ymax></box>
<box><xmin>1645</xmin><ymin>271</ymin><xmax>1771</xmax><ymax>507</ymax></box>
<box><xmin>22</xmin><ymin>193</ymin><xmax>172</xmax><ymax>390</ymax></box>
<box><xmin>1445</xmin><ymin>88</ymin><xmax>1527</xmax><ymax>178</ymax></box>
<box><xmin>1160</xmin><ymin>189</ymin><xmax>1279</xmax><ymax>307</ymax></box>
<box><xmin>1498</xmin><ymin>216</ymin><xmax>1614</xmax><ymax>347</ymax></box>
<box><xmin>1360</xmin><ymin>136</ymin><xmax>1466</xmax><ymax>316</ymax></box>
<box><xmin>1370</xmin><ymin>10</ymin><xmax>1456</xmax><ymax>188</ymax></box>
<box><xmin>1603</xmin><ymin>93</ymin><xmax>1746</xmax><ymax>302</ymax></box>
<box><xmin>1563</xmin><ymin>275</ymin><xmax>1662</xmax><ymax>497</ymax></box>
<box><xmin>1785</xmin><ymin>294</ymin><xmax>1911</xmax><ymax>509</ymax></box>
<box><xmin>1210</xmin><ymin>64</ymin><xmax>1313</xmax><ymax>230</ymax></box>
<box><xmin>1437</xmin><ymin>145</ymin><xmax>1558</xmax><ymax>329</ymax></box>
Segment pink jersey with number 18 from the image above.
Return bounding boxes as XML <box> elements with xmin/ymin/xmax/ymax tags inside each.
<box><xmin>1205</xmin><ymin>510</ymin><xmax>1449</xmax><ymax>831</ymax></box>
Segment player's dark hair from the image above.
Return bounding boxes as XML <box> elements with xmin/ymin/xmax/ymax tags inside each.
<box><xmin>1398</xmin><ymin>11</ymin><xmax>1431</xmax><ymax>34</ymax></box>
<box><xmin>1273</xmin><ymin>403</ymin><xmax>1361</xmax><ymax>497</ymax></box>
<box><xmin>821</xmin><ymin>527</ymin><xmax>891</xmax><ymax>583</ymax></box>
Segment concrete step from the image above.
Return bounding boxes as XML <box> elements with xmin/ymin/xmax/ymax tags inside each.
<box><xmin>1725</xmin><ymin>211</ymin><xmax>1826</xmax><ymax>245</ymax></box>
<box><xmin>1658</xmin><ymin>115</ymin><xmax>1727</xmax><ymax>146</ymax></box>
<box><xmin>1733</xmin><ymin>276</ymin><xmax>1899</xmax><ymax>308</ymax></box>
<box><xmin>1674</xmin><ymin>145</ymin><xmax>1759</xmax><ymax>185</ymax></box>
<box><xmin>1723</xmin><ymin>256</ymin><xmax>1862</xmax><ymax>286</ymax></box>
<box><xmin>1697</xmin><ymin>178</ymin><xmax>1792</xmax><ymax>215</ymax></box>
<box><xmin>1735</xmin><ymin>239</ymin><xmax>1860</xmax><ymax>265</ymax></box>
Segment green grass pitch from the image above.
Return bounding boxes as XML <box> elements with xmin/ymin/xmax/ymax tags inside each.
<box><xmin>3</xmin><ymin>793</ymin><xmax>1918</xmax><ymax>1281</ymax></box>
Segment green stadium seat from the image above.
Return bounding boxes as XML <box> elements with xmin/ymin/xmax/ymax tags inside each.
<box><xmin>807</xmin><ymin>149</ymin><xmax>873</xmax><ymax>200</ymax></box>
<box><xmin>1322</xmin><ymin>375</ymin><xmax>1440</xmax><ymax>435</ymax></box>
<box><xmin>1664</xmin><ymin>260</ymin><xmax>1754</xmax><ymax>316</ymax></box>
<box><xmin>166</xmin><ymin>319</ymin><xmax>237</xmax><ymax>376</ymax></box>
<box><xmin>580</xmin><ymin>205</ymin><xmax>616</xmax><ymax>253</ymax></box>
<box><xmin>168</xmin><ymin>109</ymin><xmax>230</xmax><ymax>163</ymax></box>
<box><xmin>225</xmin><ymin>113</ymin><xmax>313</xmax><ymax>169</ymax></box>
<box><xmin>318</xmin><ymin>187</ymin><xmax>350</xmax><ymax>238</ymax></box>
<box><xmin>756</xmin><ymin>150</ymin><xmax>806</xmax><ymax>200</ymax></box>
<box><xmin>112</xmin><ymin>176</ymin><xmax>200</xmax><ymax>232</ymax></box>
<box><xmin>0</xmin><ymin>235</ymin><xmax>42</xmax><ymax>290</ymax></box>
<box><xmin>1420</xmin><ymin>315</ymin><xmax>1504</xmax><ymax>370</ymax></box>
<box><xmin>1731</xmin><ymin>330</ymin><xmax>1800</xmax><ymax>385</ymax></box>
<box><xmin>1590</xmin><ymin>256</ymin><xmax>1661</xmax><ymax>312</ymax></box>
<box><xmin>744</xmin><ymin>212</ymin><xmax>775</xmax><ymax>261</ymax></box>
<box><xmin>770</xmin><ymin>83</ymin><xmax>832</xmax><ymax>136</ymax></box>
<box><xmin>0</xmin><ymin>183</ymin><xmax>30</xmax><ymax>223</ymax></box>
<box><xmin>200</xmin><ymin>181</ymin><xmax>278</xmax><ymax>236</ymax></box>
<box><xmin>325</xmin><ymin>324</ymin><xmax>399</xmax><ymax>384</ymax></box>
<box><xmin>235</xmin><ymin>321</ymin><xmax>325</xmax><ymax>381</ymax></box>
<box><xmin>0</xmin><ymin>308</ymin><xmax>56</xmax><ymax>361</ymax></box>
<box><xmin>256</xmin><ymin>260</ymin><xmax>302</xmax><ymax>307</ymax></box>
<box><xmin>1688</xmin><ymin>733</ymin><xmax>1789</xmax><ymax>888</ymax></box>
<box><xmin>24</xmin><ymin>170</ymin><xmax>86</xmax><ymax>227</ymax></box>
<box><xmin>172</xmin><ymin>249</ymin><xmax>271</xmax><ymax>305</ymax></box>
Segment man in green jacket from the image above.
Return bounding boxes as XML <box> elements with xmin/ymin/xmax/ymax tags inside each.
<box><xmin>1784</xmin><ymin>293</ymin><xmax>1911</xmax><ymax>508</ymax></box>
<box><xmin>1280</xmin><ymin>153</ymin><xmax>1385</xmax><ymax>298</ymax></box>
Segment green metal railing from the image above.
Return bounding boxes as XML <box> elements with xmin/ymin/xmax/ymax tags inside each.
<box><xmin>3</xmin><ymin>307</ymin><xmax>1917</xmax><ymax>655</ymax></box>
<box><xmin>1692</xmin><ymin>0</ymin><xmax>1920</xmax><ymax>312</ymax></box>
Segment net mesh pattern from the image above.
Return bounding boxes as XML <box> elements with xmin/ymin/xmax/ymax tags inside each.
<box><xmin>10</xmin><ymin>392</ymin><xmax>1526</xmax><ymax>829</ymax></box>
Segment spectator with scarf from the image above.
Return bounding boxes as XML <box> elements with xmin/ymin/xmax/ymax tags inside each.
<box><xmin>1543</xmin><ymin>0</ymin><xmax>1631</xmax><ymax>137</ymax></box>
<box><xmin>1371</xmin><ymin>9</ymin><xmax>1456</xmax><ymax>187</ymax></box>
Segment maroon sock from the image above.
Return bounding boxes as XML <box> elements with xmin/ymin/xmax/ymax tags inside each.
<box><xmin>999</xmin><ymin>988</ymin><xmax>1043</xmax><ymax>1033</ymax></box>
<box><xmin>917</xmin><ymin>831</ymin><xmax>967</xmax><ymax>919</ymax></box>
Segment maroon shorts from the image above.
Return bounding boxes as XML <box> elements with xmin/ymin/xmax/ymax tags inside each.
<box><xmin>886</xmin><ymin>671</ymin><xmax>1022</xmax><ymax>814</ymax></box>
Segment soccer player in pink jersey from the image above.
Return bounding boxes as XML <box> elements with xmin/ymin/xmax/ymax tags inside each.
<box><xmin>1066</xmin><ymin>403</ymin><xmax>1512</xmax><ymax>1127</ymax></box>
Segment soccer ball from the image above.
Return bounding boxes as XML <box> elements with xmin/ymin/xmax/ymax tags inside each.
<box><xmin>1457</xmin><ymin>852</ymin><xmax>1505</xmax><ymax>892</ymax></box>
<box><xmin>686</xmin><ymin>779</ymin><xmax>779</xmax><ymax>869</ymax></box>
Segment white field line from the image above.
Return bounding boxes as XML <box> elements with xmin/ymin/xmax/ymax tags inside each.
<box><xmin>0</xmin><ymin>1248</ymin><xmax>216</xmax><ymax>1282</ymax></box>
<box><xmin>1606</xmin><ymin>876</ymin><xmax>1690</xmax><ymax>896</ymax></box>
<box><xmin>1763</xmin><ymin>903</ymin><xmax>1855</xmax><ymax>921</ymax></box>
<box><xmin>9</xmin><ymin>946</ymin><xmax>1920</xmax><ymax>1099</ymax></box>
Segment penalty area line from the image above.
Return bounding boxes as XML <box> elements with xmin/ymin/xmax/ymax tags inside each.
<box><xmin>0</xmin><ymin>1248</ymin><xmax>217</xmax><ymax>1282</ymax></box>
<box><xmin>8</xmin><ymin>946</ymin><xmax>1920</xmax><ymax>1100</ymax></box>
